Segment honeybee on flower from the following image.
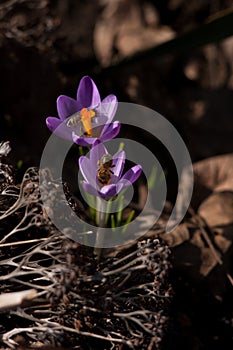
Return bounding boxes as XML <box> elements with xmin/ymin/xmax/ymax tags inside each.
<box><xmin>46</xmin><ymin>76</ymin><xmax>120</xmax><ymax>146</ymax></box>
<box><xmin>79</xmin><ymin>141</ymin><xmax>142</xmax><ymax>201</ymax></box>
<box><xmin>97</xmin><ymin>154</ymin><xmax>115</xmax><ymax>186</ymax></box>
<box><xmin>66</xmin><ymin>107</ymin><xmax>97</xmax><ymax>136</ymax></box>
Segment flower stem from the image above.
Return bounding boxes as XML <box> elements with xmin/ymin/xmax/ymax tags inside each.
<box><xmin>94</xmin><ymin>197</ymin><xmax>107</xmax><ymax>261</ymax></box>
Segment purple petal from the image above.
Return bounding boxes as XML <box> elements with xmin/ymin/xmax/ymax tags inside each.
<box><xmin>93</xmin><ymin>139</ymin><xmax>101</xmax><ymax>148</ymax></box>
<box><xmin>100</xmin><ymin>179</ymin><xmax>133</xmax><ymax>199</ymax></box>
<box><xmin>116</xmin><ymin>179</ymin><xmax>131</xmax><ymax>193</ymax></box>
<box><xmin>76</xmin><ymin>76</ymin><xmax>101</xmax><ymax>110</ymax></box>
<box><xmin>121</xmin><ymin>165</ymin><xmax>142</xmax><ymax>184</ymax></box>
<box><xmin>46</xmin><ymin>117</ymin><xmax>62</xmax><ymax>132</ymax></box>
<box><xmin>72</xmin><ymin>132</ymin><xmax>98</xmax><ymax>147</ymax></box>
<box><xmin>100</xmin><ymin>121</ymin><xmax>121</xmax><ymax>142</ymax></box>
<box><xmin>111</xmin><ymin>150</ymin><xmax>125</xmax><ymax>181</ymax></box>
<box><xmin>90</xmin><ymin>142</ymin><xmax>108</xmax><ymax>167</ymax></box>
<box><xmin>79</xmin><ymin>156</ymin><xmax>96</xmax><ymax>186</ymax></box>
<box><xmin>57</xmin><ymin>95</ymin><xmax>79</xmax><ymax>120</ymax></box>
<box><xmin>79</xmin><ymin>156</ymin><xmax>89</xmax><ymax>182</ymax></box>
<box><xmin>82</xmin><ymin>181</ymin><xmax>99</xmax><ymax>197</ymax></box>
<box><xmin>46</xmin><ymin>117</ymin><xmax>73</xmax><ymax>141</ymax></box>
<box><xmin>98</xmin><ymin>94</ymin><xmax>118</xmax><ymax>123</ymax></box>
<box><xmin>99</xmin><ymin>184</ymin><xmax>118</xmax><ymax>199</ymax></box>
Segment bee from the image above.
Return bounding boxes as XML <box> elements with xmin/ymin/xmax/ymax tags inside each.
<box><xmin>97</xmin><ymin>154</ymin><xmax>115</xmax><ymax>186</ymax></box>
<box><xmin>66</xmin><ymin>107</ymin><xmax>96</xmax><ymax>136</ymax></box>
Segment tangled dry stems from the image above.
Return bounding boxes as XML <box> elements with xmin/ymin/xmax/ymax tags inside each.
<box><xmin>0</xmin><ymin>160</ymin><xmax>171</xmax><ymax>349</ymax></box>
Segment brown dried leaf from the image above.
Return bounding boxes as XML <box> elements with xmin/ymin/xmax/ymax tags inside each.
<box><xmin>198</xmin><ymin>191</ymin><xmax>233</xmax><ymax>227</ymax></box>
<box><xmin>191</xmin><ymin>229</ymin><xmax>223</xmax><ymax>276</ymax></box>
<box><xmin>192</xmin><ymin>153</ymin><xmax>233</xmax><ymax>209</ymax></box>
<box><xmin>94</xmin><ymin>0</ymin><xmax>175</xmax><ymax>65</ymax></box>
<box><xmin>161</xmin><ymin>223</ymin><xmax>190</xmax><ymax>247</ymax></box>
<box><xmin>214</xmin><ymin>234</ymin><xmax>231</xmax><ymax>253</ymax></box>
<box><xmin>200</xmin><ymin>247</ymin><xmax>221</xmax><ymax>276</ymax></box>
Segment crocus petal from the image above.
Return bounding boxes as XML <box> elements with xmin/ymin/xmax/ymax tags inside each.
<box><xmin>111</xmin><ymin>150</ymin><xmax>125</xmax><ymax>181</ymax></box>
<box><xmin>121</xmin><ymin>165</ymin><xmax>142</xmax><ymax>184</ymax></box>
<box><xmin>72</xmin><ymin>132</ymin><xmax>98</xmax><ymax>147</ymax></box>
<box><xmin>116</xmin><ymin>179</ymin><xmax>132</xmax><ymax>193</ymax></box>
<box><xmin>100</xmin><ymin>121</ymin><xmax>121</xmax><ymax>143</ymax></box>
<box><xmin>46</xmin><ymin>117</ymin><xmax>73</xmax><ymax>141</ymax></box>
<box><xmin>79</xmin><ymin>156</ymin><xmax>88</xmax><ymax>182</ymax></box>
<box><xmin>57</xmin><ymin>95</ymin><xmax>79</xmax><ymax>120</ymax></box>
<box><xmin>98</xmin><ymin>94</ymin><xmax>118</xmax><ymax>123</ymax></box>
<box><xmin>90</xmin><ymin>142</ymin><xmax>108</xmax><ymax>167</ymax></box>
<box><xmin>82</xmin><ymin>181</ymin><xmax>99</xmax><ymax>197</ymax></box>
<box><xmin>79</xmin><ymin>156</ymin><xmax>96</xmax><ymax>187</ymax></box>
<box><xmin>46</xmin><ymin>117</ymin><xmax>61</xmax><ymax>132</ymax></box>
<box><xmin>76</xmin><ymin>76</ymin><xmax>101</xmax><ymax>110</ymax></box>
<box><xmin>99</xmin><ymin>184</ymin><xmax>117</xmax><ymax>199</ymax></box>
<box><xmin>92</xmin><ymin>139</ymin><xmax>101</xmax><ymax>148</ymax></box>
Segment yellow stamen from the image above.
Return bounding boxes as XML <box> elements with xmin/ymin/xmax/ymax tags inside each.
<box><xmin>80</xmin><ymin>108</ymin><xmax>96</xmax><ymax>136</ymax></box>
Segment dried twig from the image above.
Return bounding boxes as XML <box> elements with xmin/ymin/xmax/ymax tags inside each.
<box><xmin>0</xmin><ymin>289</ymin><xmax>37</xmax><ymax>311</ymax></box>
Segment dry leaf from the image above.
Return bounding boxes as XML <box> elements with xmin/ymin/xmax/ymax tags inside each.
<box><xmin>161</xmin><ymin>223</ymin><xmax>190</xmax><ymax>247</ymax></box>
<box><xmin>198</xmin><ymin>191</ymin><xmax>233</xmax><ymax>227</ymax></box>
<box><xmin>192</xmin><ymin>153</ymin><xmax>233</xmax><ymax>209</ymax></box>
<box><xmin>200</xmin><ymin>247</ymin><xmax>221</xmax><ymax>276</ymax></box>
<box><xmin>94</xmin><ymin>0</ymin><xmax>175</xmax><ymax>65</ymax></box>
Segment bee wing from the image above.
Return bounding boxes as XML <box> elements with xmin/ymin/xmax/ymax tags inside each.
<box><xmin>66</xmin><ymin>112</ymin><xmax>82</xmax><ymax>127</ymax></box>
<box><xmin>92</xmin><ymin>115</ymin><xmax>108</xmax><ymax>126</ymax></box>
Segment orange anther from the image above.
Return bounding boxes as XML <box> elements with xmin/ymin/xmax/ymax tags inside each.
<box><xmin>80</xmin><ymin>108</ymin><xmax>96</xmax><ymax>136</ymax></box>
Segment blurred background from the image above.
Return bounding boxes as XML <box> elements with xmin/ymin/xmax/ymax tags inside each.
<box><xmin>0</xmin><ymin>0</ymin><xmax>233</xmax><ymax>166</ymax></box>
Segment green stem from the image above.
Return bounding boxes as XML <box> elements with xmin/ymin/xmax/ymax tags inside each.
<box><xmin>94</xmin><ymin>196</ymin><xmax>107</xmax><ymax>260</ymax></box>
<box><xmin>116</xmin><ymin>190</ymin><xmax>125</xmax><ymax>226</ymax></box>
<box><xmin>122</xmin><ymin>210</ymin><xmax>135</xmax><ymax>234</ymax></box>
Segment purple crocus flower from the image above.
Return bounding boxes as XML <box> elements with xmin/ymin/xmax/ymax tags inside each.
<box><xmin>46</xmin><ymin>76</ymin><xmax>120</xmax><ymax>146</ymax></box>
<box><xmin>79</xmin><ymin>142</ymin><xmax>142</xmax><ymax>200</ymax></box>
